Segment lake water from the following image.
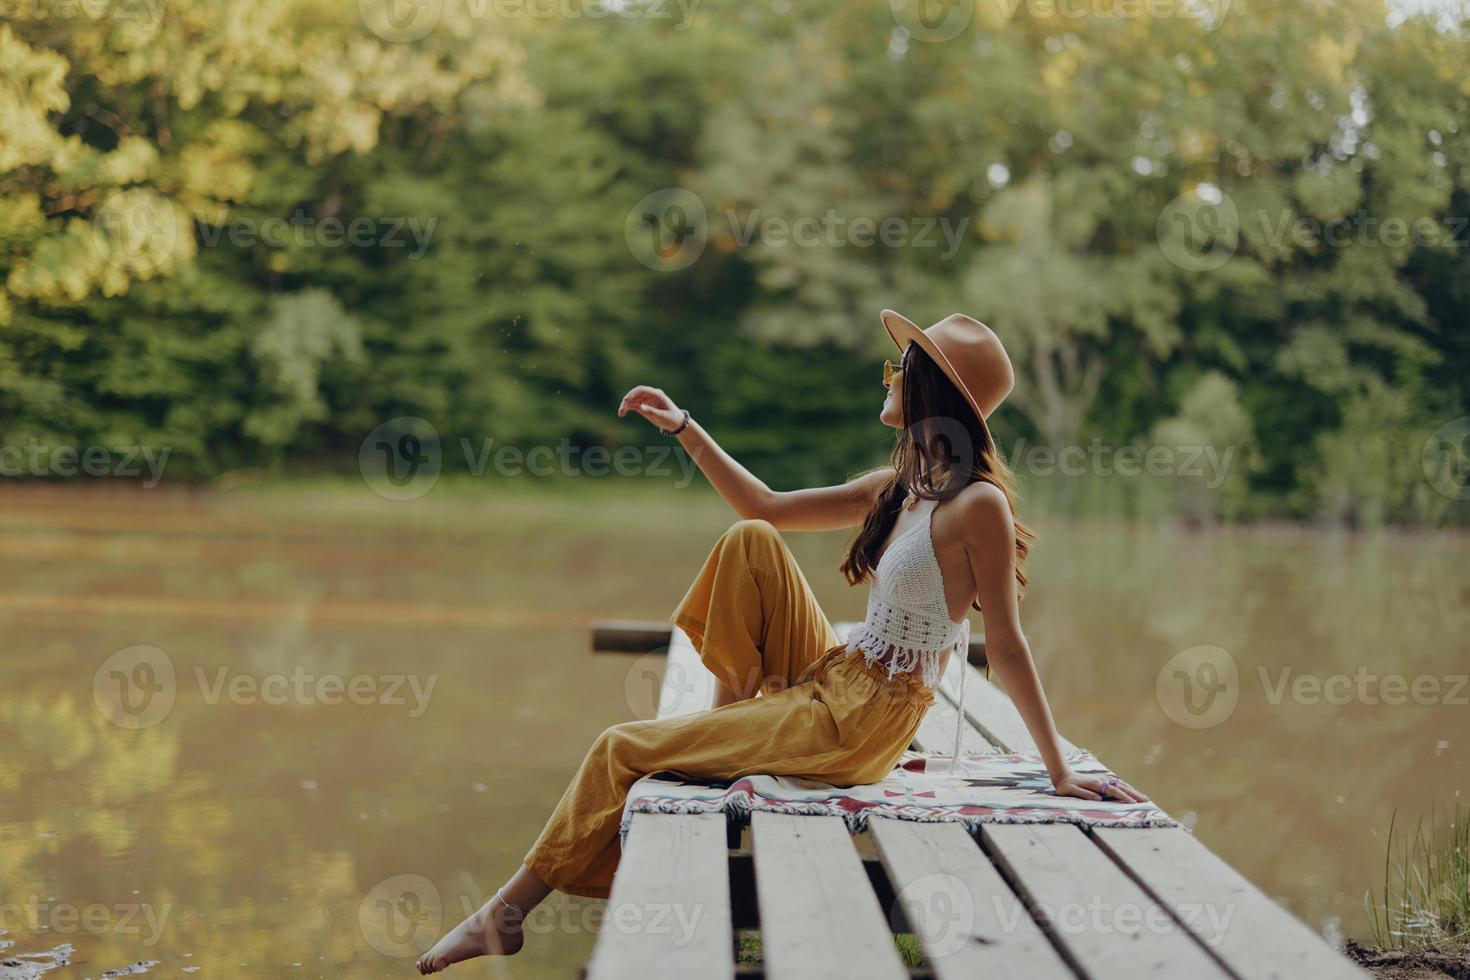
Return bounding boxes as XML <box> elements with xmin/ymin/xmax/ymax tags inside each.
<box><xmin>1</xmin><ymin>483</ymin><xmax>1464</xmax><ymax>977</ymax></box>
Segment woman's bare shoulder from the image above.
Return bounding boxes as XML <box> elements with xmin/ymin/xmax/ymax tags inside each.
<box><xmin>952</xmin><ymin>480</ymin><xmax>1014</xmax><ymax>539</ymax></box>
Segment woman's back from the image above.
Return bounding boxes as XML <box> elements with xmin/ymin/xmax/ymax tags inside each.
<box><xmin>845</xmin><ymin>502</ymin><xmax>970</xmax><ymax>689</ymax></box>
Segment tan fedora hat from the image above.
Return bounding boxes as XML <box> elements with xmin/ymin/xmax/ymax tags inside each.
<box><xmin>880</xmin><ymin>309</ymin><xmax>1014</xmax><ymax>448</ymax></box>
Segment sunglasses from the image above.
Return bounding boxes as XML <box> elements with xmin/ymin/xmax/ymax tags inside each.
<box><xmin>882</xmin><ymin>358</ymin><xmax>904</xmax><ymax>388</ymax></box>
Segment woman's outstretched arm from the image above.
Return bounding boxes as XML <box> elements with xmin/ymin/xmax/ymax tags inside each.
<box><xmin>958</xmin><ymin>482</ymin><xmax>1149</xmax><ymax>803</ymax></box>
<box><xmin>618</xmin><ymin>384</ymin><xmax>889</xmax><ymax>531</ymax></box>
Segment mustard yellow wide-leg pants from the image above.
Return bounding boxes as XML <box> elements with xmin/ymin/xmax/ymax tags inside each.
<box><xmin>522</xmin><ymin>518</ymin><xmax>936</xmax><ymax>898</ymax></box>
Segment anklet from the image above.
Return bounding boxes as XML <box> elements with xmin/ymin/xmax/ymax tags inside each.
<box><xmin>495</xmin><ymin>886</ymin><xmax>527</xmax><ymax>920</ymax></box>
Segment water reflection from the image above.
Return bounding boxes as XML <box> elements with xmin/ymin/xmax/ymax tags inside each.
<box><xmin>1</xmin><ymin>485</ymin><xmax>1464</xmax><ymax>975</ymax></box>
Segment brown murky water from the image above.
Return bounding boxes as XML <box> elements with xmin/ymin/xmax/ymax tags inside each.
<box><xmin>1</xmin><ymin>483</ymin><xmax>1464</xmax><ymax>977</ymax></box>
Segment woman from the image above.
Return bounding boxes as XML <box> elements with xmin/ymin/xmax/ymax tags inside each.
<box><xmin>415</xmin><ymin>309</ymin><xmax>1146</xmax><ymax>974</ymax></box>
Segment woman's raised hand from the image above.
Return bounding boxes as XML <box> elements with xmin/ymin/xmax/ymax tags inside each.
<box><xmin>618</xmin><ymin>385</ymin><xmax>685</xmax><ymax>433</ymax></box>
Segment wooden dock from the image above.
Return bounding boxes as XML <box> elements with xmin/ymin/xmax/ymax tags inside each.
<box><xmin>585</xmin><ymin>620</ymin><xmax>1367</xmax><ymax>979</ymax></box>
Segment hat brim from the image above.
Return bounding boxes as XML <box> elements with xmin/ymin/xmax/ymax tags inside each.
<box><xmin>880</xmin><ymin>309</ymin><xmax>996</xmax><ymax>450</ymax></box>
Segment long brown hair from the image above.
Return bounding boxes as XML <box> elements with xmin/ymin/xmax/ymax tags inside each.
<box><xmin>839</xmin><ymin>342</ymin><xmax>1035</xmax><ymax>612</ymax></box>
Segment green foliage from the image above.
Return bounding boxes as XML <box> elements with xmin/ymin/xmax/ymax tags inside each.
<box><xmin>0</xmin><ymin>0</ymin><xmax>1466</xmax><ymax>524</ymax></box>
<box><xmin>1149</xmin><ymin>371</ymin><xmax>1259</xmax><ymax>520</ymax></box>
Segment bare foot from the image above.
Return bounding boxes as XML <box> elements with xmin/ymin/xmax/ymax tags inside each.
<box><xmin>415</xmin><ymin>894</ymin><xmax>524</xmax><ymax>974</ymax></box>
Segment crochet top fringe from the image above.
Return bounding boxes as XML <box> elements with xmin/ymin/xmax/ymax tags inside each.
<box><xmin>846</xmin><ymin>504</ymin><xmax>969</xmax><ymax>691</ymax></box>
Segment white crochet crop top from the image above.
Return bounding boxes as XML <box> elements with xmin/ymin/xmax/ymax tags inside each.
<box><xmin>845</xmin><ymin>503</ymin><xmax>970</xmax><ymax>690</ymax></box>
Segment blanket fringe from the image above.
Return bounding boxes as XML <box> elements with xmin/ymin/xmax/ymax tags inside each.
<box><xmin>903</xmin><ymin>746</ymin><xmax>1098</xmax><ymax>762</ymax></box>
<box><xmin>617</xmin><ymin>794</ymin><xmax>1184</xmax><ymax>848</ymax></box>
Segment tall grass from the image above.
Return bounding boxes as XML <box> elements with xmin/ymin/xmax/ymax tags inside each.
<box><xmin>1366</xmin><ymin>804</ymin><xmax>1470</xmax><ymax>949</ymax></box>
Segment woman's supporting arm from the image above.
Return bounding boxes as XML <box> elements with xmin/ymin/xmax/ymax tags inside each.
<box><xmin>959</xmin><ymin>483</ymin><xmax>1148</xmax><ymax>803</ymax></box>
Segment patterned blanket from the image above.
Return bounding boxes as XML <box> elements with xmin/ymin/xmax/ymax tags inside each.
<box><xmin>618</xmin><ymin>749</ymin><xmax>1179</xmax><ymax>846</ymax></box>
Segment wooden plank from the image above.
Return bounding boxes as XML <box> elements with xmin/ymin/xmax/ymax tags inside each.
<box><xmin>911</xmin><ymin>690</ymin><xmax>997</xmax><ymax>756</ymax></box>
<box><xmin>868</xmin><ymin>816</ymin><xmax>1073</xmax><ymax>980</ymax></box>
<box><xmin>592</xmin><ymin>619</ymin><xmax>677</xmax><ymax>653</ymax></box>
<box><xmin>657</xmin><ymin>626</ymin><xmax>717</xmax><ymax>718</ymax></box>
<box><xmin>727</xmin><ymin>849</ymin><xmax>903</xmax><ymax>930</ymax></box>
<box><xmin>750</xmin><ymin>811</ymin><xmax>907</xmax><ymax>980</ymax></box>
<box><xmin>922</xmin><ymin>623</ymin><xmax>1336</xmax><ymax>980</ymax></box>
<box><xmin>586</xmin><ymin>812</ymin><xmax>734</xmax><ymax>980</ymax></box>
<box><xmin>1092</xmin><ymin>827</ymin><xmax>1368</xmax><ymax>979</ymax></box>
<box><xmin>983</xmin><ymin>824</ymin><xmax>1228</xmax><ymax>979</ymax></box>
<box><xmin>937</xmin><ymin>650</ymin><xmax>1079</xmax><ymax>756</ymax></box>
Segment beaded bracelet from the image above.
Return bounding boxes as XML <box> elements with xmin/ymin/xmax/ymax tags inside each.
<box><xmin>660</xmin><ymin>408</ymin><xmax>691</xmax><ymax>436</ymax></box>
